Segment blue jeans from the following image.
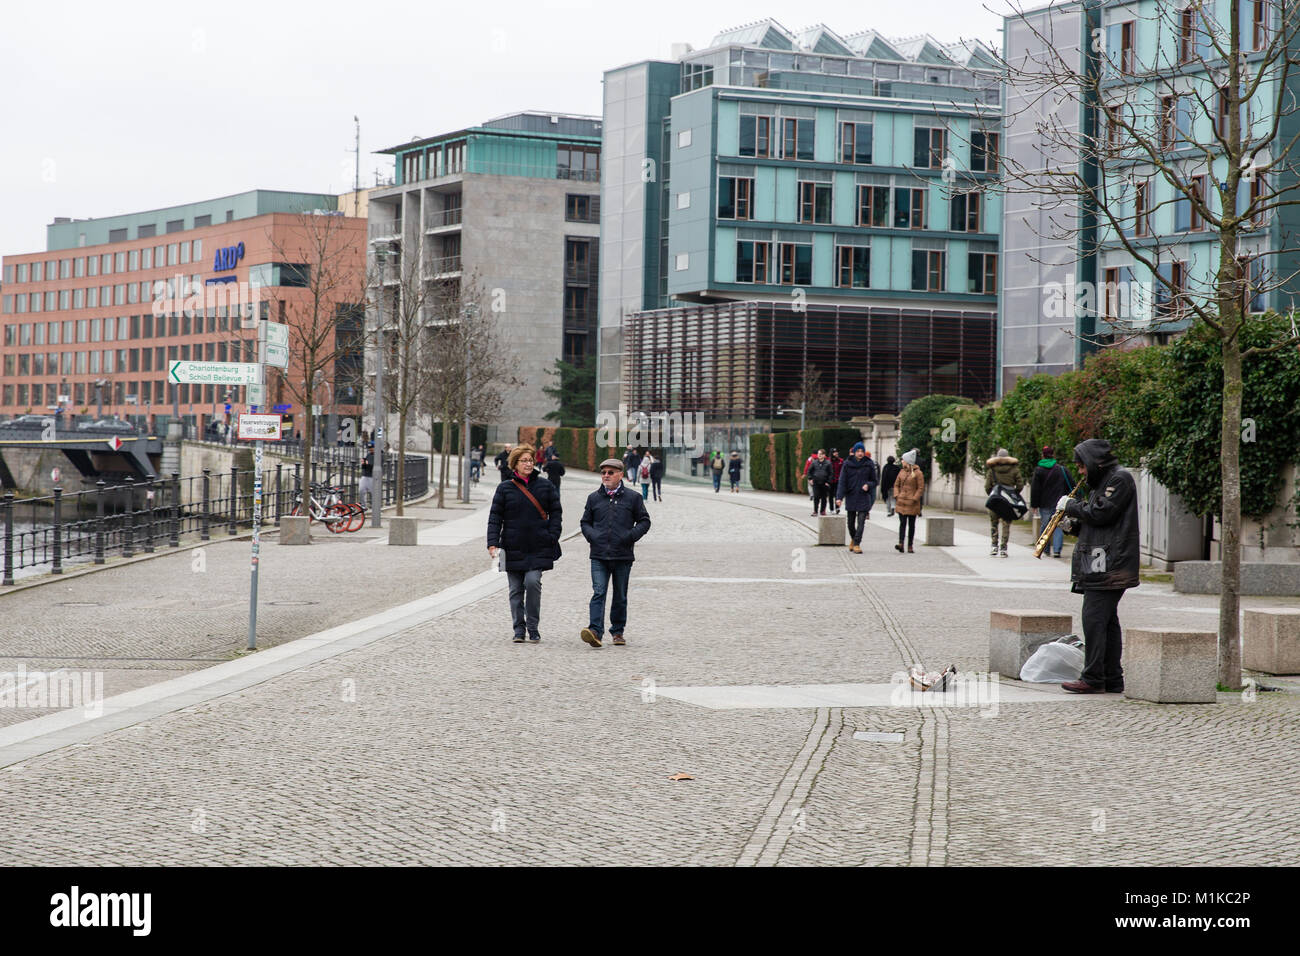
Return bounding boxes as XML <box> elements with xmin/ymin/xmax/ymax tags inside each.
<box><xmin>712</xmin><ymin>472</ymin><xmax>722</xmax><ymax>491</ymax></box>
<box><xmin>589</xmin><ymin>559</ymin><xmax>632</xmax><ymax>637</ymax></box>
<box><xmin>1038</xmin><ymin>506</ymin><xmax>1064</xmax><ymax>555</ymax></box>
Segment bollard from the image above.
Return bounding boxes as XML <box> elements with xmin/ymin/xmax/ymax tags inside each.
<box><xmin>229</xmin><ymin>465</ymin><xmax>239</xmax><ymax>536</ymax></box>
<box><xmin>170</xmin><ymin>472</ymin><xmax>181</xmax><ymax>547</ymax></box>
<box><xmin>142</xmin><ymin>477</ymin><xmax>155</xmax><ymax>553</ymax></box>
<box><xmin>275</xmin><ymin>463</ymin><xmax>283</xmax><ymax>527</ymax></box>
<box><xmin>2</xmin><ymin>490</ymin><xmax>14</xmax><ymax>585</ymax></box>
<box><xmin>201</xmin><ymin>469</ymin><xmax>211</xmax><ymax>541</ymax></box>
<box><xmin>94</xmin><ymin>479</ymin><xmax>106</xmax><ymax>565</ymax></box>
<box><xmin>123</xmin><ymin>476</ymin><xmax>136</xmax><ymax>558</ymax></box>
<box><xmin>52</xmin><ymin>485</ymin><xmax>63</xmax><ymax>574</ymax></box>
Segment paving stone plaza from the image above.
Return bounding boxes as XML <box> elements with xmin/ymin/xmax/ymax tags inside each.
<box><xmin>0</xmin><ymin>471</ymin><xmax>1296</xmax><ymax>867</ymax></box>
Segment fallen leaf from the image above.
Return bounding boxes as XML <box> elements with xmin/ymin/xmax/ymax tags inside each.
<box><xmin>668</xmin><ymin>772</ymin><xmax>694</xmax><ymax>781</ymax></box>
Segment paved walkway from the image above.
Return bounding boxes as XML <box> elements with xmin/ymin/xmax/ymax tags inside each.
<box><xmin>0</xmin><ymin>473</ymin><xmax>1295</xmax><ymax>865</ymax></box>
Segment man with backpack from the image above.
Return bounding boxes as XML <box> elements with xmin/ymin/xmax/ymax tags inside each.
<box><xmin>1030</xmin><ymin>445</ymin><xmax>1073</xmax><ymax>559</ymax></box>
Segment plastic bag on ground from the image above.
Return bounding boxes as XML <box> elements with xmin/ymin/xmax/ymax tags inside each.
<box><xmin>1020</xmin><ymin>640</ymin><xmax>1085</xmax><ymax>683</ymax></box>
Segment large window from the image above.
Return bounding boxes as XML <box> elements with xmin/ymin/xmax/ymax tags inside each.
<box><xmin>950</xmin><ymin>191</ymin><xmax>982</xmax><ymax>232</ymax></box>
<box><xmin>839</xmin><ymin>122</ymin><xmax>872</xmax><ymax>164</ymax></box>
<box><xmin>557</xmin><ymin>145</ymin><xmax>598</xmax><ymax>181</ymax></box>
<box><xmin>736</xmin><ymin>240</ymin><xmax>771</xmax><ymax>283</ymax></box>
<box><xmin>914</xmin><ymin>126</ymin><xmax>947</xmax><ymax>168</ymax></box>
<box><xmin>718</xmin><ymin>177</ymin><xmax>754</xmax><ymax>220</ymax></box>
<box><xmin>739</xmin><ymin>115</ymin><xmax>773</xmax><ymax>158</ymax></box>
<box><xmin>911</xmin><ymin>249</ymin><xmax>946</xmax><ymax>291</ymax></box>
<box><xmin>778</xmin><ymin>243</ymin><xmax>812</xmax><ymax>285</ymax></box>
<box><xmin>857</xmin><ymin>185</ymin><xmax>890</xmax><ymax>227</ymax></box>
<box><xmin>782</xmin><ymin>118</ymin><xmax>814</xmax><ymax>160</ymax></box>
<box><xmin>1134</xmin><ymin>180</ymin><xmax>1150</xmax><ymax>236</ymax></box>
<box><xmin>1175</xmin><ymin>175</ymin><xmax>1207</xmax><ymax>231</ymax></box>
<box><xmin>971</xmin><ymin>131</ymin><xmax>999</xmax><ymax>172</ymax></box>
<box><xmin>837</xmin><ymin>246</ymin><xmax>870</xmax><ymax>288</ymax></box>
<box><xmin>565</xmin><ymin>193</ymin><xmax>599</xmax><ymax>223</ymax></box>
<box><xmin>968</xmin><ymin>252</ymin><xmax>998</xmax><ymax>294</ymax></box>
<box><xmin>894</xmin><ymin>187</ymin><xmax>926</xmax><ymax>228</ymax></box>
<box><xmin>797</xmin><ymin>181</ymin><xmax>832</xmax><ymax>224</ymax></box>
<box><xmin>1253</xmin><ymin>0</ymin><xmax>1269</xmax><ymax>51</ymax></box>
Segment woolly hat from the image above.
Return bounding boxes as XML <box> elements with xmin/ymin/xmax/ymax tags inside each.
<box><xmin>997</xmin><ymin>447</ymin><xmax>1009</xmax><ymax>458</ymax></box>
<box><xmin>851</xmin><ymin>441</ymin><xmax>865</xmax><ymax>454</ymax></box>
<box><xmin>902</xmin><ymin>449</ymin><xmax>918</xmax><ymax>465</ymax></box>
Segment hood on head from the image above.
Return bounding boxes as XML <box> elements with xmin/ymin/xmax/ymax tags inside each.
<box><xmin>986</xmin><ymin>454</ymin><xmax>1019</xmax><ymax>467</ymax></box>
<box><xmin>1073</xmin><ymin>438</ymin><xmax>1117</xmax><ymax>486</ymax></box>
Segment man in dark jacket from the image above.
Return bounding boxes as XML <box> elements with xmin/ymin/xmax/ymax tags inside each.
<box><xmin>648</xmin><ymin>456</ymin><xmax>665</xmax><ymax>501</ymax></box>
<box><xmin>1059</xmin><ymin>438</ymin><xmax>1140</xmax><ymax>694</ymax></box>
<box><xmin>880</xmin><ymin>455</ymin><xmax>900</xmax><ymax>516</ymax></box>
<box><xmin>835</xmin><ymin>442</ymin><xmax>877</xmax><ymax>553</ymax></box>
<box><xmin>622</xmin><ymin>448</ymin><xmax>641</xmax><ymax>485</ymax></box>
<box><xmin>486</xmin><ymin>445</ymin><xmax>563</xmax><ymax>643</ymax></box>
<box><xmin>807</xmin><ymin>449</ymin><xmax>835</xmax><ymax>516</ymax></box>
<box><xmin>495</xmin><ymin>444</ymin><xmax>513</xmax><ymax>482</ymax></box>
<box><xmin>1029</xmin><ymin>445</ymin><xmax>1074</xmax><ymax>558</ymax></box>
<box><xmin>542</xmin><ymin>455</ymin><xmax>566</xmax><ymax>494</ymax></box>
<box><xmin>579</xmin><ymin>458</ymin><xmax>652</xmax><ymax>648</ymax></box>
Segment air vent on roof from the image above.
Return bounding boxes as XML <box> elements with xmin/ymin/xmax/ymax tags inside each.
<box><xmin>550</xmin><ymin>115</ymin><xmax>559</xmax><ymax>123</ymax></box>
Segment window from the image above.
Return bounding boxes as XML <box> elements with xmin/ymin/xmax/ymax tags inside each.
<box><xmin>17</xmin><ymin>263</ymin><xmax>29</xmax><ymax>281</ymax></box>
<box><xmin>894</xmin><ymin>187</ymin><xmax>926</xmax><ymax>228</ymax></box>
<box><xmin>677</xmin><ymin>129</ymin><xmax>692</xmax><ymax>149</ymax></box>
<box><xmin>1160</xmin><ymin>96</ymin><xmax>1176</xmax><ymax>151</ymax></box>
<box><xmin>556</xmin><ymin>145</ymin><xmax>597</xmax><ymax>181</ymax></box>
<box><xmin>179</xmin><ymin>242</ymin><xmax>189</xmax><ymax>265</ymax></box>
<box><xmin>1179</xmin><ymin>9</ymin><xmax>1195</xmax><ymax>63</ymax></box>
<box><xmin>32</xmin><ymin>262</ymin><xmax>43</xmax><ymax>281</ymax></box>
<box><xmin>718</xmin><ymin>177</ymin><xmax>754</xmax><ymax>220</ymax></box>
<box><xmin>73</xmin><ymin>289</ymin><xmax>84</xmax><ymax>308</ymax></box>
<box><xmin>736</xmin><ymin>240</ymin><xmax>771</xmax><ymax>283</ymax></box>
<box><xmin>1175</xmin><ymin>175</ymin><xmax>1207</xmax><ymax>231</ymax></box>
<box><xmin>1157</xmin><ymin>260</ymin><xmax>1188</xmax><ymax>317</ymax></box>
<box><xmin>782</xmin><ymin>118</ymin><xmax>814</xmax><ymax>160</ymax></box>
<box><xmin>968</xmin><ymin>252</ymin><xmax>998</xmax><ymax>293</ymax></box>
<box><xmin>18</xmin><ymin>354</ymin><xmax>29</xmax><ymax>376</ymax></box>
<box><xmin>857</xmin><ymin>185</ymin><xmax>890</xmax><ymax>227</ymax></box>
<box><xmin>1119</xmin><ymin>20</ymin><xmax>1135</xmax><ymax>73</ymax></box>
<box><xmin>676</xmin><ymin>191</ymin><xmax>691</xmax><ymax>210</ymax></box>
<box><xmin>839</xmin><ymin>122</ymin><xmax>872</xmax><ymax>164</ymax></box>
<box><xmin>142</xmin><ymin>247</ymin><xmax>152</xmax><ymax>270</ymax></box>
<box><xmin>777</xmin><ymin>243</ymin><xmax>812</xmax><ymax>285</ymax></box>
<box><xmin>166</xmin><ymin>219</ymin><xmax>184</xmax><ymax>234</ymax></box>
<box><xmin>115</xmin><ymin>252</ymin><xmax>126</xmax><ymax>272</ymax></box>
<box><xmin>1216</xmin><ymin>86</ymin><xmax>1231</xmax><ymax>139</ymax></box>
<box><xmin>914</xmin><ymin>126</ymin><xmax>947</xmax><ymax>169</ymax></box>
<box><xmin>971</xmin><ymin>131</ymin><xmax>999</xmax><ymax>172</ymax></box>
<box><xmin>739</xmin><ymin>115</ymin><xmax>773</xmax><ymax>158</ymax></box>
<box><xmin>1134</xmin><ymin>180</ymin><xmax>1150</xmax><ymax>236</ymax></box>
<box><xmin>950</xmin><ymin>191</ymin><xmax>982</xmax><ymax>232</ymax></box>
<box><xmin>1253</xmin><ymin>0</ymin><xmax>1269</xmax><ymax>51</ymax></box>
<box><xmin>911</xmin><ymin>249</ymin><xmax>946</xmax><ymax>291</ymax></box>
<box><xmin>1240</xmin><ymin>256</ymin><xmax>1266</xmax><ymax>313</ymax></box>
<box><xmin>59</xmin><ymin>259</ymin><xmax>71</xmax><ymax>279</ymax></box>
<box><xmin>1247</xmin><ymin>170</ymin><xmax>1268</xmax><ymax>226</ymax></box>
<box><xmin>564</xmin><ymin>194</ymin><xmax>599</xmax><ymax>222</ymax></box>
<box><xmin>58</xmin><ymin>289</ymin><xmax>70</xmax><ymax>310</ymax></box>
<box><xmin>837</xmin><ymin>246</ymin><xmax>870</xmax><ymax>288</ymax></box>
<box><xmin>797</xmin><ymin>181</ymin><xmax>832</xmax><ymax>224</ymax></box>
<box><xmin>674</xmin><ymin>253</ymin><xmax>689</xmax><ymax>271</ymax></box>
<box><xmin>1102</xmin><ymin>266</ymin><xmax>1134</xmax><ymax>321</ymax></box>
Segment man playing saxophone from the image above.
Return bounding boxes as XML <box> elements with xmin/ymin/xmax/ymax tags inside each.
<box><xmin>1057</xmin><ymin>439</ymin><xmax>1141</xmax><ymax>695</ymax></box>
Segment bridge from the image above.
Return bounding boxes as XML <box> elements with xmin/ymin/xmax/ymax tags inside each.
<box><xmin>0</xmin><ymin>428</ymin><xmax>164</xmax><ymax>489</ymax></box>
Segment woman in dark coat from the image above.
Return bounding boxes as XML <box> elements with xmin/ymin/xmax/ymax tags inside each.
<box><xmin>486</xmin><ymin>444</ymin><xmax>562</xmax><ymax>643</ymax></box>
<box><xmin>879</xmin><ymin>455</ymin><xmax>900</xmax><ymax>517</ymax></box>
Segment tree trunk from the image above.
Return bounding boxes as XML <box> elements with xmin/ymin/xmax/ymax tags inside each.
<box><xmin>437</xmin><ymin>409</ymin><xmax>451</xmax><ymax>509</ymax></box>
<box><xmin>1218</xmin><ymin>328</ymin><xmax>1244</xmax><ymax>689</ymax></box>
<box><xmin>397</xmin><ymin>405</ymin><xmax>407</xmax><ymax>517</ymax></box>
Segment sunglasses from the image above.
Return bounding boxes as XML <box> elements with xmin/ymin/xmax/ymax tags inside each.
<box><xmin>600</xmin><ymin>469</ymin><xmax>620</xmax><ymax>475</ymax></box>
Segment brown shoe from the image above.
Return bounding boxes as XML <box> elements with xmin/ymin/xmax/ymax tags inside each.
<box><xmin>1061</xmin><ymin>679</ymin><xmax>1104</xmax><ymax>694</ymax></box>
<box><xmin>611</xmin><ymin>634</ymin><xmax>626</xmax><ymax>646</ymax></box>
<box><xmin>580</xmin><ymin>627</ymin><xmax>602</xmax><ymax>648</ymax></box>
<box><xmin>895</xmin><ymin>543</ymin><xmax>904</xmax><ymax>553</ymax></box>
<box><xmin>907</xmin><ymin>545</ymin><xmax>914</xmax><ymax>553</ymax></box>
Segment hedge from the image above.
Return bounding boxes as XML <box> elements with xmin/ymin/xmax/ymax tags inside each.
<box><xmin>429</xmin><ymin>422</ymin><xmax>488</xmax><ymax>454</ymax></box>
<box><xmin>514</xmin><ymin>426</ymin><xmax>614</xmax><ymax>472</ymax></box>
<box><xmin>749</xmin><ymin>433</ymin><xmax>772</xmax><ymax>491</ymax></box>
<box><xmin>745</xmin><ymin>427</ymin><xmax>866</xmax><ymax>492</ymax></box>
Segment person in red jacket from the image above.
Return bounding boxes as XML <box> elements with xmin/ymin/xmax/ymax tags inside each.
<box><xmin>830</xmin><ymin>449</ymin><xmax>845</xmax><ymax>514</ymax></box>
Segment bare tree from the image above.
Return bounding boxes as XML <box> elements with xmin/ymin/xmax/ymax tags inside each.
<box><xmin>262</xmin><ymin>212</ymin><xmax>367</xmax><ymax>499</ymax></box>
<box><xmin>988</xmin><ymin>0</ymin><xmax>1300</xmax><ymax>687</ymax></box>
<box><xmin>784</xmin><ymin>366</ymin><xmax>838</xmax><ymax>426</ymax></box>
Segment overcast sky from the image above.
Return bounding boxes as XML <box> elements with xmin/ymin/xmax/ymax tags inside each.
<box><xmin>0</xmin><ymin>0</ymin><xmax>1008</xmax><ymax>256</ymax></box>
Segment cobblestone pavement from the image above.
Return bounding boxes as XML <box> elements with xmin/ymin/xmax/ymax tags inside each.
<box><xmin>0</xmin><ymin>475</ymin><xmax>1295</xmax><ymax>865</ymax></box>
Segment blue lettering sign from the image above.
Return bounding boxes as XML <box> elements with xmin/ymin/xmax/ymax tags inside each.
<box><xmin>272</xmin><ymin>404</ymin><xmax>292</xmax><ymax>412</ymax></box>
<box><xmin>213</xmin><ymin>241</ymin><xmax>245</xmax><ymax>272</ymax></box>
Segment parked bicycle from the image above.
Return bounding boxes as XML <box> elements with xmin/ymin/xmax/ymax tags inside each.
<box><xmin>289</xmin><ymin>483</ymin><xmax>365</xmax><ymax>533</ymax></box>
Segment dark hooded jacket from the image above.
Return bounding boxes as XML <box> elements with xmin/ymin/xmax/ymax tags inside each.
<box><xmin>486</xmin><ymin>472</ymin><xmax>563</xmax><ymax>572</ymax></box>
<box><xmin>835</xmin><ymin>455</ymin><xmax>878</xmax><ymax>510</ymax></box>
<box><xmin>1030</xmin><ymin>457</ymin><xmax>1073</xmax><ymax>508</ymax></box>
<box><xmin>880</xmin><ymin>460</ymin><xmax>900</xmax><ymax>497</ymax></box>
<box><xmin>1063</xmin><ymin>439</ymin><xmax>1139</xmax><ymax>593</ymax></box>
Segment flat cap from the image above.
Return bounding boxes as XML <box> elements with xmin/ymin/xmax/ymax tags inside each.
<box><xmin>598</xmin><ymin>458</ymin><xmax>625</xmax><ymax>471</ymax></box>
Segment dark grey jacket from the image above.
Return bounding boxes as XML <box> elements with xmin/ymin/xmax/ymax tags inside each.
<box><xmin>580</xmin><ymin>484</ymin><xmax>651</xmax><ymax>562</ymax></box>
<box><xmin>1063</xmin><ymin>439</ymin><xmax>1139</xmax><ymax>593</ymax></box>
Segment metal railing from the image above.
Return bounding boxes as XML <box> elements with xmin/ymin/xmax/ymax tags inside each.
<box><xmin>556</xmin><ymin>168</ymin><xmax>600</xmax><ymax>182</ymax></box>
<box><xmin>428</xmin><ymin>255</ymin><xmax>463</xmax><ymax>275</ymax></box>
<box><xmin>425</xmin><ymin>208</ymin><xmax>463</xmax><ymax>229</ymax></box>
<box><xmin>1</xmin><ymin>453</ymin><xmax>429</xmax><ymax>583</ymax></box>
<box><xmin>368</xmin><ymin>219</ymin><xmax>403</xmax><ymax>239</ymax></box>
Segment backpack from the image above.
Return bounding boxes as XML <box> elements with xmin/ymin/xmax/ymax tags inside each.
<box><xmin>639</xmin><ymin>461</ymin><xmax>650</xmax><ymax>479</ymax></box>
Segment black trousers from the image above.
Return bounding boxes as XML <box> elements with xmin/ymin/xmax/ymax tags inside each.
<box><xmin>1081</xmin><ymin>588</ymin><xmax>1125</xmax><ymax>688</ymax></box>
<box><xmin>897</xmin><ymin>514</ymin><xmax>917</xmax><ymax>546</ymax></box>
<box><xmin>846</xmin><ymin>510</ymin><xmax>866</xmax><ymax>544</ymax></box>
<box><xmin>812</xmin><ymin>483</ymin><xmax>832</xmax><ymax>514</ymax></box>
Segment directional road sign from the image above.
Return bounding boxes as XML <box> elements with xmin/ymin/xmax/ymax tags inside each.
<box><xmin>247</xmin><ymin>383</ymin><xmax>266</xmax><ymax>407</ymax></box>
<box><xmin>265</xmin><ymin>322</ymin><xmax>290</xmax><ymax>369</ymax></box>
<box><xmin>168</xmin><ymin>361</ymin><xmax>261</xmax><ymax>386</ymax></box>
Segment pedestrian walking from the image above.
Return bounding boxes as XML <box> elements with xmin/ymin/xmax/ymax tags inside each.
<box><xmin>830</xmin><ymin>450</ymin><xmax>845</xmax><ymax>513</ymax></box>
<box><xmin>580</xmin><ymin>458</ymin><xmax>652</xmax><ymax>648</ymax></box>
<box><xmin>638</xmin><ymin>453</ymin><xmax>653</xmax><ymax>498</ymax></box>
<box><xmin>727</xmin><ymin>451</ymin><xmax>743</xmax><ymax>492</ymax></box>
<box><xmin>834</xmin><ymin>443</ymin><xmax>876</xmax><ymax>552</ymax></box>
<box><xmin>984</xmin><ymin>447</ymin><xmax>1022</xmax><ymax>558</ymax></box>
<box><xmin>542</xmin><ymin>455</ymin><xmax>566</xmax><ymax>494</ymax></box>
<box><xmin>880</xmin><ymin>455</ymin><xmax>900</xmax><ymax>517</ymax></box>
<box><xmin>495</xmin><ymin>444</ymin><xmax>513</xmax><ymax>483</ymax></box>
<box><xmin>543</xmin><ymin>441</ymin><xmax>557</xmax><ymax>464</ymax></box>
<box><xmin>359</xmin><ymin>442</ymin><xmax>376</xmax><ymax>510</ymax></box>
<box><xmin>623</xmin><ymin>447</ymin><xmax>642</xmax><ymax>484</ymax></box>
<box><xmin>1058</xmin><ymin>439</ymin><xmax>1139</xmax><ymax>694</ymax></box>
<box><xmin>649</xmin><ymin>455</ymin><xmax>664</xmax><ymax>501</ymax></box>
<box><xmin>710</xmin><ymin>451</ymin><xmax>724</xmax><ymax>492</ymax></box>
<box><xmin>802</xmin><ymin>451</ymin><xmax>819</xmax><ymax>505</ymax></box>
<box><xmin>808</xmin><ymin>449</ymin><xmax>835</xmax><ymax>515</ymax></box>
<box><xmin>470</xmin><ymin>444</ymin><xmax>484</xmax><ymax>482</ymax></box>
<box><xmin>486</xmin><ymin>444</ymin><xmax>562</xmax><ymax>644</ymax></box>
<box><xmin>1029</xmin><ymin>445</ymin><xmax>1072</xmax><ymax>559</ymax></box>
<box><xmin>893</xmin><ymin>448</ymin><xmax>924</xmax><ymax>553</ymax></box>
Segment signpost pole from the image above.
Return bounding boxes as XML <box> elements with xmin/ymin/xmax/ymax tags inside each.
<box><xmin>247</xmin><ymin>321</ymin><xmax>267</xmax><ymax>652</ymax></box>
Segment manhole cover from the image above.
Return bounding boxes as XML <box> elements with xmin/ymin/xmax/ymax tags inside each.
<box><xmin>56</xmin><ymin>602</ymin><xmax>102</xmax><ymax>608</ymax></box>
<box><xmin>268</xmin><ymin>600</ymin><xmax>319</xmax><ymax>607</ymax></box>
<box><xmin>853</xmin><ymin>731</ymin><xmax>905</xmax><ymax>743</ymax></box>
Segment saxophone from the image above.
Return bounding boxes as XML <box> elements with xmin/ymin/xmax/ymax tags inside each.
<box><xmin>1034</xmin><ymin>477</ymin><xmax>1086</xmax><ymax>559</ymax></box>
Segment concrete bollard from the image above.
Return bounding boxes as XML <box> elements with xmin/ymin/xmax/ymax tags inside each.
<box><xmin>279</xmin><ymin>516</ymin><xmax>312</xmax><ymax>545</ymax></box>
<box><xmin>924</xmin><ymin>516</ymin><xmax>954</xmax><ymax>546</ymax></box>
<box><xmin>989</xmin><ymin>609</ymin><xmax>1073</xmax><ymax>679</ymax></box>
<box><xmin>1242</xmin><ymin>609</ymin><xmax>1300</xmax><ymax>675</ymax></box>
<box><xmin>1124</xmin><ymin>629</ymin><xmax>1217</xmax><ymax>703</ymax></box>
<box><xmin>817</xmin><ymin>514</ymin><xmax>845</xmax><ymax>546</ymax></box>
<box><xmin>388</xmin><ymin>516</ymin><xmax>420</xmax><ymax>546</ymax></box>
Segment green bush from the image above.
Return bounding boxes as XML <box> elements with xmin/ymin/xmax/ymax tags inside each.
<box><xmin>749</xmin><ymin>433</ymin><xmax>773</xmax><ymax>490</ymax></box>
<box><xmin>772</xmin><ymin>431</ymin><xmax>795</xmax><ymax>493</ymax></box>
<box><xmin>429</xmin><ymin>422</ymin><xmax>488</xmax><ymax>454</ymax></box>
<box><xmin>898</xmin><ymin>394</ymin><xmax>969</xmax><ymax>477</ymax></box>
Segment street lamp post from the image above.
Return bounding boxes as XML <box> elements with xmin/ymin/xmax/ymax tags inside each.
<box><xmin>776</xmin><ymin>403</ymin><xmax>806</xmax><ymax>430</ymax></box>
<box><xmin>460</xmin><ymin>303</ymin><xmax>476</xmax><ymax>504</ymax></box>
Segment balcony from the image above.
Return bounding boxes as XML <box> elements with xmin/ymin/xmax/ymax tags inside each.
<box><xmin>428</xmin><ymin>256</ymin><xmax>463</xmax><ymax>277</ymax></box>
<box><xmin>556</xmin><ymin>168</ymin><xmax>600</xmax><ymax>182</ymax></box>
<box><xmin>425</xmin><ymin>207</ymin><xmax>463</xmax><ymax>230</ymax></box>
<box><xmin>563</xmin><ymin>308</ymin><xmax>594</xmax><ymax>330</ymax></box>
<box><xmin>368</xmin><ymin>219</ymin><xmax>403</xmax><ymax>240</ymax></box>
<box><xmin>564</xmin><ymin>262</ymin><xmax>591</xmax><ymax>282</ymax></box>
